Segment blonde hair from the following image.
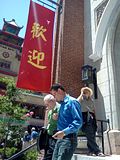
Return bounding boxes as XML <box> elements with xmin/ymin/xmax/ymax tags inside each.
<box><xmin>44</xmin><ymin>94</ymin><xmax>55</xmax><ymax>102</ymax></box>
<box><xmin>77</xmin><ymin>87</ymin><xmax>93</xmax><ymax>102</ymax></box>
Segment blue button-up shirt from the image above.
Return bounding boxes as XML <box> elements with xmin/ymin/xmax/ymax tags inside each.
<box><xmin>57</xmin><ymin>95</ymin><xmax>83</xmax><ymax>135</ymax></box>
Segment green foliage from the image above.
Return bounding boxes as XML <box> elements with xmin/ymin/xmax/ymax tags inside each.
<box><xmin>0</xmin><ymin>77</ymin><xmax>13</xmax><ymax>86</ymax></box>
<box><xmin>24</xmin><ymin>149</ymin><xmax>38</xmax><ymax>160</ymax></box>
<box><xmin>0</xmin><ymin>147</ymin><xmax>17</xmax><ymax>158</ymax></box>
<box><xmin>0</xmin><ymin>77</ymin><xmax>28</xmax><ymax>158</ymax></box>
<box><xmin>6</xmin><ymin>147</ymin><xmax>17</xmax><ymax>158</ymax></box>
<box><xmin>0</xmin><ymin>77</ymin><xmax>27</xmax><ymax>117</ymax></box>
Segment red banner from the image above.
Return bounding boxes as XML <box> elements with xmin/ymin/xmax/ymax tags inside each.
<box><xmin>16</xmin><ymin>1</ymin><xmax>55</xmax><ymax>93</ymax></box>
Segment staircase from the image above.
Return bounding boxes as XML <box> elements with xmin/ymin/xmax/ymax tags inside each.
<box><xmin>72</xmin><ymin>154</ymin><xmax>120</xmax><ymax>160</ymax></box>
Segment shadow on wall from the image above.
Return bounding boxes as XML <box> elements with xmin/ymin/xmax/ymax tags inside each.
<box><xmin>94</xmin><ymin>86</ymin><xmax>107</xmax><ymax>132</ymax></box>
<box><xmin>84</xmin><ymin>0</ymin><xmax>93</xmax><ymax>63</ymax></box>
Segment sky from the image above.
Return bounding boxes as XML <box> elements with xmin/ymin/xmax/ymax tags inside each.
<box><xmin>0</xmin><ymin>0</ymin><xmax>57</xmax><ymax>38</ymax></box>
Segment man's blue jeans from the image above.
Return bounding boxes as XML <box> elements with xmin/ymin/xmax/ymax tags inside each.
<box><xmin>43</xmin><ymin>135</ymin><xmax>57</xmax><ymax>160</ymax></box>
<box><xmin>52</xmin><ymin>134</ymin><xmax>77</xmax><ymax>160</ymax></box>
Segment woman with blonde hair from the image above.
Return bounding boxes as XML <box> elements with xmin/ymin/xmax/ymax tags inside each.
<box><xmin>77</xmin><ymin>87</ymin><xmax>104</xmax><ymax>156</ymax></box>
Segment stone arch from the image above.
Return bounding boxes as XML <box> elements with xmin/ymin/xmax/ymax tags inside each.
<box><xmin>105</xmin><ymin>5</ymin><xmax>120</xmax><ymax>129</ymax></box>
<box><xmin>89</xmin><ymin>0</ymin><xmax>120</xmax><ymax>62</ymax></box>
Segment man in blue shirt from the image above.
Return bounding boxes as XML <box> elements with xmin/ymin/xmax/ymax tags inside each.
<box><xmin>31</xmin><ymin>127</ymin><xmax>38</xmax><ymax>143</ymax></box>
<box><xmin>50</xmin><ymin>83</ymin><xmax>83</xmax><ymax>160</ymax></box>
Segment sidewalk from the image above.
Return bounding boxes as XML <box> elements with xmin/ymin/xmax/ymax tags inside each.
<box><xmin>72</xmin><ymin>154</ymin><xmax>120</xmax><ymax>160</ymax></box>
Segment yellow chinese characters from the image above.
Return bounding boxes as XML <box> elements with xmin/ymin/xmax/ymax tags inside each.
<box><xmin>31</xmin><ymin>22</ymin><xmax>47</xmax><ymax>41</ymax></box>
<box><xmin>28</xmin><ymin>49</ymin><xmax>47</xmax><ymax>69</ymax></box>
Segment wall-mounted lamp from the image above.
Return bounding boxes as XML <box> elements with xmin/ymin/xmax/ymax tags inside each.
<box><xmin>82</xmin><ymin>65</ymin><xmax>93</xmax><ymax>84</ymax></box>
<box><xmin>82</xmin><ymin>65</ymin><xmax>97</xmax><ymax>99</ymax></box>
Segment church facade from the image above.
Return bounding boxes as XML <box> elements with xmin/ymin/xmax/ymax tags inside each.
<box><xmin>84</xmin><ymin>0</ymin><xmax>120</xmax><ymax>154</ymax></box>
<box><xmin>53</xmin><ymin>0</ymin><xmax>120</xmax><ymax>154</ymax></box>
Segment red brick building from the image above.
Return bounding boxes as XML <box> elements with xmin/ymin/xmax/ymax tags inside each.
<box><xmin>53</xmin><ymin>0</ymin><xmax>84</xmax><ymax>97</ymax></box>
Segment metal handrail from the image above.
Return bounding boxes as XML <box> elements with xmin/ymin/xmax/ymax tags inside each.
<box><xmin>5</xmin><ymin>142</ymin><xmax>37</xmax><ymax>160</ymax></box>
<box><xmin>78</xmin><ymin>119</ymin><xmax>110</xmax><ymax>154</ymax></box>
<box><xmin>97</xmin><ymin>119</ymin><xmax>110</xmax><ymax>154</ymax></box>
<box><xmin>5</xmin><ymin>119</ymin><xmax>110</xmax><ymax>159</ymax></box>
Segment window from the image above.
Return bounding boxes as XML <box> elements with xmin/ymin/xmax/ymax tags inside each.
<box><xmin>0</xmin><ymin>59</ymin><xmax>11</xmax><ymax>69</ymax></box>
<box><xmin>6</xmin><ymin>26</ymin><xmax>17</xmax><ymax>35</ymax></box>
<box><xmin>95</xmin><ymin>0</ymin><xmax>109</xmax><ymax>27</ymax></box>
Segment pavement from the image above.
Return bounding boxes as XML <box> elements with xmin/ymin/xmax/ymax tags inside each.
<box><xmin>72</xmin><ymin>154</ymin><xmax>120</xmax><ymax>160</ymax></box>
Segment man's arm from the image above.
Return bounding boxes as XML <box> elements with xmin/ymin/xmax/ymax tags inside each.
<box><xmin>63</xmin><ymin>100</ymin><xmax>83</xmax><ymax>135</ymax></box>
<box><xmin>52</xmin><ymin>100</ymin><xmax>83</xmax><ymax>139</ymax></box>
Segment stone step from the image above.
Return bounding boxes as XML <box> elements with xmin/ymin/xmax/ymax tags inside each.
<box><xmin>75</xmin><ymin>148</ymin><xmax>88</xmax><ymax>154</ymax></box>
<box><xmin>37</xmin><ymin>151</ymin><xmax>120</xmax><ymax>160</ymax></box>
<box><xmin>72</xmin><ymin>154</ymin><xmax>120</xmax><ymax>160</ymax></box>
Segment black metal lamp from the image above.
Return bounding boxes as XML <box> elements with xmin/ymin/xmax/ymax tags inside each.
<box><xmin>82</xmin><ymin>65</ymin><xmax>93</xmax><ymax>84</ymax></box>
<box><xmin>81</xmin><ymin>65</ymin><xmax>97</xmax><ymax>99</ymax></box>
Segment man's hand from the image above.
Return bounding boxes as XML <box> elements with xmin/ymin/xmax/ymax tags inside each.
<box><xmin>52</xmin><ymin>113</ymin><xmax>58</xmax><ymax>120</ymax></box>
<box><xmin>52</xmin><ymin>131</ymin><xmax>65</xmax><ymax>139</ymax></box>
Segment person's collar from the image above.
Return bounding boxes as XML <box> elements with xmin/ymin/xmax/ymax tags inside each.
<box><xmin>53</xmin><ymin>105</ymin><xmax>57</xmax><ymax>110</ymax></box>
<box><xmin>60</xmin><ymin>94</ymin><xmax>69</xmax><ymax>104</ymax></box>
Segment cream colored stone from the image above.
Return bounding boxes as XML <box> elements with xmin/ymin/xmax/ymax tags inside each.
<box><xmin>104</xmin><ymin>130</ymin><xmax>120</xmax><ymax>155</ymax></box>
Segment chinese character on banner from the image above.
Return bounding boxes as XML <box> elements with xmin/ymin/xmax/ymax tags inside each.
<box><xmin>16</xmin><ymin>1</ymin><xmax>55</xmax><ymax>93</ymax></box>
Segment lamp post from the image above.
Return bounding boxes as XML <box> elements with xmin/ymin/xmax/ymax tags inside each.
<box><xmin>81</xmin><ymin>65</ymin><xmax>97</xmax><ymax>99</ymax></box>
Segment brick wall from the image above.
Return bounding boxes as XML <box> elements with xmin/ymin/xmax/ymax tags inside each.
<box><xmin>53</xmin><ymin>0</ymin><xmax>84</xmax><ymax>97</ymax></box>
